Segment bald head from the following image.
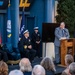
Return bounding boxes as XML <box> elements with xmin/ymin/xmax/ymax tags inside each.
<box><xmin>32</xmin><ymin>65</ymin><xmax>45</xmax><ymax>75</ymax></box>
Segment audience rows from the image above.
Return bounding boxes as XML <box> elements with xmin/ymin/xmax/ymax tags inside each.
<box><xmin>0</xmin><ymin>54</ymin><xmax>75</xmax><ymax>75</ymax></box>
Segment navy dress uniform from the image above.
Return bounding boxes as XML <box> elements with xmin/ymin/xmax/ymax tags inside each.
<box><xmin>18</xmin><ymin>30</ymin><xmax>36</xmax><ymax>62</ymax></box>
<box><xmin>32</xmin><ymin>27</ymin><xmax>41</xmax><ymax>57</ymax></box>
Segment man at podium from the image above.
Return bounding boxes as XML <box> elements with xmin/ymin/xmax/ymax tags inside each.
<box><xmin>54</xmin><ymin>22</ymin><xmax>70</xmax><ymax>64</ymax></box>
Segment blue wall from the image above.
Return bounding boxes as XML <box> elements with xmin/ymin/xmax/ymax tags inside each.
<box><xmin>27</xmin><ymin>0</ymin><xmax>45</xmax><ymax>35</ymax></box>
<box><xmin>0</xmin><ymin>0</ymin><xmax>55</xmax><ymax>48</ymax></box>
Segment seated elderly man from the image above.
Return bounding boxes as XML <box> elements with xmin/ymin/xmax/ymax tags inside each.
<box><xmin>32</xmin><ymin>65</ymin><xmax>45</xmax><ymax>75</ymax></box>
<box><xmin>19</xmin><ymin>58</ymin><xmax>32</xmax><ymax>75</ymax></box>
<box><xmin>18</xmin><ymin>30</ymin><xmax>36</xmax><ymax>62</ymax></box>
<box><xmin>69</xmin><ymin>62</ymin><xmax>75</xmax><ymax>75</ymax></box>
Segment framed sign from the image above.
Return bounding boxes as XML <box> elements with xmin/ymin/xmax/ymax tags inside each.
<box><xmin>19</xmin><ymin>0</ymin><xmax>34</xmax><ymax>11</ymax></box>
<box><xmin>0</xmin><ymin>0</ymin><xmax>34</xmax><ymax>11</ymax></box>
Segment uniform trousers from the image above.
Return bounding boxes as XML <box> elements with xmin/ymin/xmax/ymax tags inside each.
<box><xmin>33</xmin><ymin>43</ymin><xmax>41</xmax><ymax>57</ymax></box>
<box><xmin>21</xmin><ymin>49</ymin><xmax>36</xmax><ymax>62</ymax></box>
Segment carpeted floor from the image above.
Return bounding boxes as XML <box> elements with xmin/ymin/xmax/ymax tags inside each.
<box><xmin>8</xmin><ymin>57</ymin><xmax>65</xmax><ymax>75</ymax></box>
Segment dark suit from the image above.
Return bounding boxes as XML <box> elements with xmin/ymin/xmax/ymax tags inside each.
<box><xmin>32</xmin><ymin>32</ymin><xmax>41</xmax><ymax>57</ymax></box>
<box><xmin>46</xmin><ymin>70</ymin><xmax>55</xmax><ymax>75</ymax></box>
<box><xmin>23</xmin><ymin>72</ymin><xmax>31</xmax><ymax>75</ymax></box>
<box><xmin>18</xmin><ymin>36</ymin><xmax>36</xmax><ymax>61</ymax></box>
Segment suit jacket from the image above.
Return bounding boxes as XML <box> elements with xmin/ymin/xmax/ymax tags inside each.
<box><xmin>46</xmin><ymin>70</ymin><xmax>55</xmax><ymax>75</ymax></box>
<box><xmin>23</xmin><ymin>71</ymin><xmax>31</xmax><ymax>75</ymax></box>
<box><xmin>54</xmin><ymin>27</ymin><xmax>70</xmax><ymax>47</ymax></box>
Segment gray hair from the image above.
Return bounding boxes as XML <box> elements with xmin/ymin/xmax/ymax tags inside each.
<box><xmin>32</xmin><ymin>65</ymin><xmax>45</xmax><ymax>75</ymax></box>
<box><xmin>40</xmin><ymin>57</ymin><xmax>56</xmax><ymax>72</ymax></box>
<box><xmin>69</xmin><ymin>62</ymin><xmax>75</xmax><ymax>75</ymax></box>
<box><xmin>65</xmin><ymin>54</ymin><xmax>74</xmax><ymax>66</ymax></box>
<box><xmin>9</xmin><ymin>70</ymin><xmax>24</xmax><ymax>75</ymax></box>
<box><xmin>19</xmin><ymin>58</ymin><xmax>32</xmax><ymax>72</ymax></box>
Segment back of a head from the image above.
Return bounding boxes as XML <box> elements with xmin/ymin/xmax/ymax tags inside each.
<box><xmin>69</xmin><ymin>62</ymin><xmax>75</xmax><ymax>75</ymax></box>
<box><xmin>19</xmin><ymin>58</ymin><xmax>32</xmax><ymax>72</ymax></box>
<box><xmin>0</xmin><ymin>61</ymin><xmax>8</xmax><ymax>75</ymax></box>
<box><xmin>9</xmin><ymin>69</ymin><xmax>24</xmax><ymax>75</ymax></box>
<box><xmin>65</xmin><ymin>54</ymin><xmax>74</xmax><ymax>66</ymax></box>
<box><xmin>40</xmin><ymin>57</ymin><xmax>56</xmax><ymax>72</ymax></box>
<box><xmin>61</xmin><ymin>72</ymin><xmax>68</xmax><ymax>75</ymax></box>
<box><xmin>32</xmin><ymin>65</ymin><xmax>45</xmax><ymax>75</ymax></box>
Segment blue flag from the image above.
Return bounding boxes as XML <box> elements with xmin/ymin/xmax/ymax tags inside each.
<box><xmin>7</xmin><ymin>3</ymin><xmax>11</xmax><ymax>43</ymax></box>
<box><xmin>19</xmin><ymin>9</ymin><xmax>25</xmax><ymax>40</ymax></box>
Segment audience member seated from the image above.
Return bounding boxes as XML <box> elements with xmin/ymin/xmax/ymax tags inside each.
<box><xmin>61</xmin><ymin>54</ymin><xmax>74</xmax><ymax>75</ymax></box>
<box><xmin>40</xmin><ymin>57</ymin><xmax>56</xmax><ymax>75</ymax></box>
<box><xmin>0</xmin><ymin>61</ymin><xmax>8</xmax><ymax>75</ymax></box>
<box><xmin>9</xmin><ymin>69</ymin><xmax>24</xmax><ymax>75</ymax></box>
<box><xmin>69</xmin><ymin>62</ymin><xmax>75</xmax><ymax>75</ymax></box>
<box><xmin>32</xmin><ymin>65</ymin><xmax>45</xmax><ymax>75</ymax></box>
<box><xmin>0</xmin><ymin>44</ymin><xmax>8</xmax><ymax>62</ymax></box>
<box><xmin>19</xmin><ymin>58</ymin><xmax>32</xmax><ymax>75</ymax></box>
<box><xmin>61</xmin><ymin>72</ymin><xmax>68</xmax><ymax>75</ymax></box>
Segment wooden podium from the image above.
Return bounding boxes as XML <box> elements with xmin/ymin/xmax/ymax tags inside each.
<box><xmin>60</xmin><ymin>38</ymin><xmax>75</xmax><ymax>66</ymax></box>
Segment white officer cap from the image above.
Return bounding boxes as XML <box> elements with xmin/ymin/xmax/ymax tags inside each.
<box><xmin>9</xmin><ymin>69</ymin><xmax>24</xmax><ymax>75</ymax></box>
<box><xmin>34</xmin><ymin>27</ymin><xmax>39</xmax><ymax>30</ymax></box>
<box><xmin>23</xmin><ymin>30</ymin><xmax>29</xmax><ymax>34</ymax></box>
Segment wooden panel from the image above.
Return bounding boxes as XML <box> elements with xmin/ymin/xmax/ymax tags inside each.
<box><xmin>60</xmin><ymin>38</ymin><xmax>75</xmax><ymax>66</ymax></box>
<box><xmin>67</xmin><ymin>42</ymin><xmax>73</xmax><ymax>47</ymax></box>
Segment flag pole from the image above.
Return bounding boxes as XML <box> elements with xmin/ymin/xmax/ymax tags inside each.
<box><xmin>8</xmin><ymin>0</ymin><xmax>10</xmax><ymax>6</ymax></box>
<box><xmin>7</xmin><ymin>0</ymin><xmax>11</xmax><ymax>43</ymax></box>
<box><xmin>19</xmin><ymin>6</ymin><xmax>25</xmax><ymax>41</ymax></box>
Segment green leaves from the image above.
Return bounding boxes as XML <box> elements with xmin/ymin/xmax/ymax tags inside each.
<box><xmin>56</xmin><ymin>0</ymin><xmax>75</xmax><ymax>37</ymax></box>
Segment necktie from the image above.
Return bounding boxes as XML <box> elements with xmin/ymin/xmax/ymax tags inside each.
<box><xmin>62</xmin><ymin>29</ymin><xmax>65</xmax><ymax>37</ymax></box>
